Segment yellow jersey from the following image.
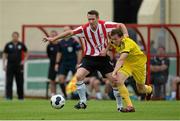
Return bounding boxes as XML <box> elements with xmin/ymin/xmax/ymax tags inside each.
<box><xmin>111</xmin><ymin>37</ymin><xmax>147</xmax><ymax>66</ymax></box>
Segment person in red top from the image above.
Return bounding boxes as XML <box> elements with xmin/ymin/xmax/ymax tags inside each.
<box><xmin>44</xmin><ymin>10</ymin><xmax>129</xmax><ymax>112</ymax></box>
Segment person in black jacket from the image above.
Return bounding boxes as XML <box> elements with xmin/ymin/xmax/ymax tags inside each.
<box><xmin>55</xmin><ymin>26</ymin><xmax>82</xmax><ymax>98</ymax></box>
<box><xmin>2</xmin><ymin>31</ymin><xmax>28</xmax><ymax>100</ymax></box>
<box><xmin>46</xmin><ymin>30</ymin><xmax>59</xmax><ymax>96</ymax></box>
<box><xmin>150</xmin><ymin>46</ymin><xmax>169</xmax><ymax>99</ymax></box>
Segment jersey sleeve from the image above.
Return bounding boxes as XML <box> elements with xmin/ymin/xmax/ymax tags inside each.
<box><xmin>72</xmin><ymin>26</ymin><xmax>83</xmax><ymax>37</ymax></box>
<box><xmin>3</xmin><ymin>43</ymin><xmax>9</xmax><ymax>53</ymax></box>
<box><xmin>22</xmin><ymin>43</ymin><xmax>28</xmax><ymax>52</ymax></box>
<box><xmin>74</xmin><ymin>41</ymin><xmax>81</xmax><ymax>51</ymax></box>
<box><xmin>105</xmin><ymin>21</ymin><xmax>119</xmax><ymax>32</ymax></box>
<box><xmin>121</xmin><ymin>39</ymin><xmax>134</xmax><ymax>53</ymax></box>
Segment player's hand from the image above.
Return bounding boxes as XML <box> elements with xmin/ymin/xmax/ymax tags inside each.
<box><xmin>54</xmin><ymin>64</ymin><xmax>59</xmax><ymax>72</ymax></box>
<box><xmin>43</xmin><ymin>37</ymin><xmax>54</xmax><ymax>42</ymax></box>
<box><xmin>112</xmin><ymin>70</ymin><xmax>117</xmax><ymax>79</ymax></box>
<box><xmin>99</xmin><ymin>48</ymin><xmax>107</xmax><ymax>56</ymax></box>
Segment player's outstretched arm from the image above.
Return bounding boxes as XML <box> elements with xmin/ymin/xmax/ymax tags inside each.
<box><xmin>43</xmin><ymin>30</ymin><xmax>74</xmax><ymax>42</ymax></box>
<box><xmin>112</xmin><ymin>52</ymin><xmax>128</xmax><ymax>78</ymax></box>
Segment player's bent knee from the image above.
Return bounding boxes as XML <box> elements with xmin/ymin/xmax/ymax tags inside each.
<box><xmin>75</xmin><ymin>68</ymin><xmax>89</xmax><ymax>81</ymax></box>
<box><xmin>75</xmin><ymin>73</ymin><xmax>86</xmax><ymax>82</ymax></box>
<box><xmin>116</xmin><ymin>76</ymin><xmax>126</xmax><ymax>85</ymax></box>
<box><xmin>115</xmin><ymin>72</ymin><xmax>129</xmax><ymax>85</ymax></box>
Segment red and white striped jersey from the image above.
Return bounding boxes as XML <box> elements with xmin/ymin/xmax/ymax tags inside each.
<box><xmin>73</xmin><ymin>20</ymin><xmax>119</xmax><ymax>56</ymax></box>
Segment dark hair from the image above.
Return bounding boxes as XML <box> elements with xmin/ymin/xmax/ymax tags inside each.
<box><xmin>111</xmin><ymin>28</ymin><xmax>123</xmax><ymax>37</ymax></box>
<box><xmin>87</xmin><ymin>10</ymin><xmax>99</xmax><ymax>17</ymax></box>
<box><xmin>12</xmin><ymin>31</ymin><xmax>19</xmax><ymax>36</ymax></box>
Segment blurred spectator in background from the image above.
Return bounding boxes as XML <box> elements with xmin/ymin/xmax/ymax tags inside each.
<box><xmin>2</xmin><ymin>32</ymin><xmax>28</xmax><ymax>100</ymax></box>
<box><xmin>84</xmin><ymin>71</ymin><xmax>103</xmax><ymax>100</ymax></box>
<box><xmin>55</xmin><ymin>26</ymin><xmax>82</xmax><ymax>98</ymax></box>
<box><xmin>46</xmin><ymin>30</ymin><xmax>59</xmax><ymax>96</ymax></box>
<box><xmin>138</xmin><ymin>40</ymin><xmax>145</xmax><ymax>51</ymax></box>
<box><xmin>150</xmin><ymin>40</ymin><xmax>157</xmax><ymax>54</ymax></box>
<box><xmin>170</xmin><ymin>76</ymin><xmax>180</xmax><ymax>100</ymax></box>
<box><xmin>150</xmin><ymin>46</ymin><xmax>169</xmax><ymax>100</ymax></box>
<box><xmin>127</xmin><ymin>28</ymin><xmax>137</xmax><ymax>42</ymax></box>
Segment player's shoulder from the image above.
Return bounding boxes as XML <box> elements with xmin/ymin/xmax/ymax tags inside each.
<box><xmin>98</xmin><ymin>20</ymin><xmax>117</xmax><ymax>25</ymax></box>
<box><xmin>123</xmin><ymin>37</ymin><xmax>131</xmax><ymax>42</ymax></box>
<box><xmin>82</xmin><ymin>22</ymin><xmax>89</xmax><ymax>28</ymax></box>
<box><xmin>98</xmin><ymin>20</ymin><xmax>105</xmax><ymax>24</ymax></box>
<box><xmin>17</xmin><ymin>41</ymin><xmax>25</xmax><ymax>46</ymax></box>
<box><xmin>124</xmin><ymin>37</ymin><xmax>135</xmax><ymax>44</ymax></box>
<box><xmin>73</xmin><ymin>25</ymin><xmax>83</xmax><ymax>35</ymax></box>
<box><xmin>122</xmin><ymin>38</ymin><xmax>136</xmax><ymax>48</ymax></box>
<box><xmin>4</xmin><ymin>42</ymin><xmax>12</xmax><ymax>48</ymax></box>
<box><xmin>58</xmin><ymin>40</ymin><xmax>64</xmax><ymax>45</ymax></box>
<box><xmin>6</xmin><ymin>41</ymin><xmax>12</xmax><ymax>45</ymax></box>
<box><xmin>104</xmin><ymin>21</ymin><xmax>118</xmax><ymax>29</ymax></box>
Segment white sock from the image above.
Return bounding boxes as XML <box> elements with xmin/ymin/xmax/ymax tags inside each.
<box><xmin>171</xmin><ymin>91</ymin><xmax>176</xmax><ymax>99</ymax></box>
<box><xmin>96</xmin><ymin>92</ymin><xmax>102</xmax><ymax>100</ymax></box>
<box><xmin>113</xmin><ymin>88</ymin><xmax>123</xmax><ymax>109</ymax></box>
<box><xmin>76</xmin><ymin>81</ymin><xmax>87</xmax><ymax>104</ymax></box>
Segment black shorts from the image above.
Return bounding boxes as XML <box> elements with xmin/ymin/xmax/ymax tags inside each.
<box><xmin>58</xmin><ymin>62</ymin><xmax>76</xmax><ymax>76</ymax></box>
<box><xmin>80</xmin><ymin>56</ymin><xmax>114</xmax><ymax>77</ymax></box>
<box><xmin>48</xmin><ymin>64</ymin><xmax>57</xmax><ymax>81</ymax></box>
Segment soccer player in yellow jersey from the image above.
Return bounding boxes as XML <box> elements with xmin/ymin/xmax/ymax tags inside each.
<box><xmin>109</xmin><ymin>28</ymin><xmax>152</xmax><ymax>112</ymax></box>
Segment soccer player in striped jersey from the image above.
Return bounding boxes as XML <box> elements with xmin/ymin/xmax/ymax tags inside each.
<box><xmin>43</xmin><ymin>10</ymin><xmax>128</xmax><ymax>112</ymax></box>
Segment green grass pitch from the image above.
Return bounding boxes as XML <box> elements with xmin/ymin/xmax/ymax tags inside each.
<box><xmin>0</xmin><ymin>99</ymin><xmax>179</xmax><ymax>120</ymax></box>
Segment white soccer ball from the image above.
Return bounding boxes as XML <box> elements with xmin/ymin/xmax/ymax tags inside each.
<box><xmin>50</xmin><ymin>94</ymin><xmax>65</xmax><ymax>109</ymax></box>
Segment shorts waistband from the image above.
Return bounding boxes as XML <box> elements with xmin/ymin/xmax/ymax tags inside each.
<box><xmin>84</xmin><ymin>55</ymin><xmax>110</xmax><ymax>61</ymax></box>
